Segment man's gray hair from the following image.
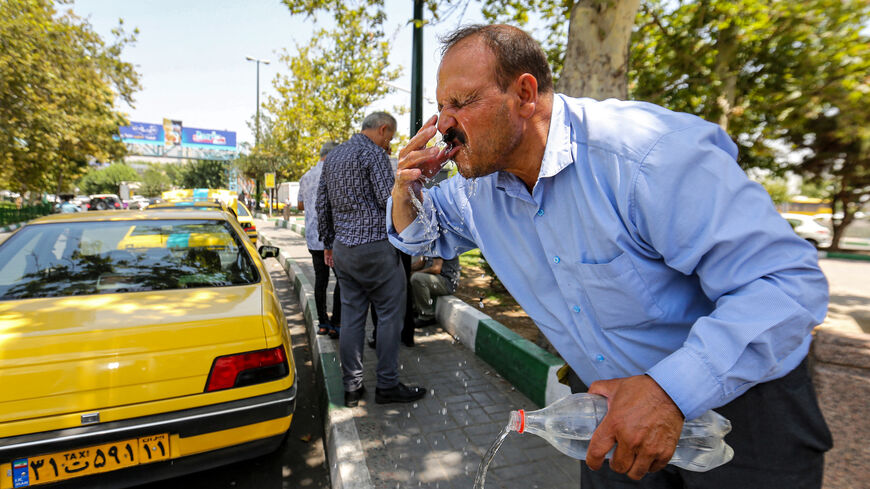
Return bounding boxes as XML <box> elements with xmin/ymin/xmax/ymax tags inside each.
<box><xmin>361</xmin><ymin>111</ymin><xmax>396</xmax><ymax>131</ymax></box>
<box><xmin>320</xmin><ymin>141</ymin><xmax>339</xmax><ymax>158</ymax></box>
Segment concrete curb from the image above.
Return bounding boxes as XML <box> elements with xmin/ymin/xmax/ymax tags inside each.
<box><xmin>819</xmin><ymin>250</ymin><xmax>870</xmax><ymax>262</ymax></box>
<box><xmin>268</xmin><ymin>217</ymin><xmax>570</xmax><ymax>408</ymax></box>
<box><xmin>0</xmin><ymin>221</ymin><xmax>25</xmax><ymax>233</ymax></box>
<box><xmin>259</xmin><ymin>233</ymin><xmax>375</xmax><ymax>489</ymax></box>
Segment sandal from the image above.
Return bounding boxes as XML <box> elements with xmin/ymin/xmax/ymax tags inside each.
<box><xmin>317</xmin><ymin>324</ymin><xmax>329</xmax><ymax>335</ymax></box>
<box><xmin>328</xmin><ymin>325</ymin><xmax>340</xmax><ymax>339</ymax></box>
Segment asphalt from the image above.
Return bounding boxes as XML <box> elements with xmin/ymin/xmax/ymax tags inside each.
<box><xmin>255</xmin><ymin>217</ymin><xmax>580</xmax><ymax>489</ymax></box>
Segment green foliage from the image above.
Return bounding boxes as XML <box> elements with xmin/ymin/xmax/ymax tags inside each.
<box><xmin>139</xmin><ymin>166</ymin><xmax>171</xmax><ymax>197</ymax></box>
<box><xmin>77</xmin><ymin>163</ymin><xmax>139</xmax><ymax>195</ymax></box>
<box><xmin>268</xmin><ymin>3</ymin><xmax>401</xmax><ymax>180</ymax></box>
<box><xmin>178</xmin><ymin>160</ymin><xmax>228</xmax><ymax>189</ymax></box>
<box><xmin>630</xmin><ymin>0</ymin><xmax>869</xmax><ymax>172</ymax></box>
<box><xmin>0</xmin><ymin>0</ymin><xmax>140</xmax><ymax>195</ymax></box>
<box><xmin>800</xmin><ymin>180</ymin><xmax>834</xmax><ymax>200</ymax></box>
<box><xmin>759</xmin><ymin>178</ymin><xmax>791</xmax><ymax>205</ymax></box>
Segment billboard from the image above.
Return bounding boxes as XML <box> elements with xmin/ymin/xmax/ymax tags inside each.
<box><xmin>119</xmin><ymin>122</ymin><xmax>164</xmax><ymax>144</ymax></box>
<box><xmin>182</xmin><ymin>127</ymin><xmax>237</xmax><ymax>149</ymax></box>
<box><xmin>163</xmin><ymin>119</ymin><xmax>182</xmax><ymax>147</ymax></box>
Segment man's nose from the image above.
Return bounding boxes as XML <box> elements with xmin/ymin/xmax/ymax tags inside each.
<box><xmin>436</xmin><ymin>110</ymin><xmax>456</xmax><ymax>134</ymax></box>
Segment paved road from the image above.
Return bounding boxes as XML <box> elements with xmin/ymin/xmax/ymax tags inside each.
<box><xmin>133</xmin><ymin>258</ymin><xmax>330</xmax><ymax>489</ymax></box>
<box><xmin>818</xmin><ymin>257</ymin><xmax>870</xmax><ymax>334</ymax></box>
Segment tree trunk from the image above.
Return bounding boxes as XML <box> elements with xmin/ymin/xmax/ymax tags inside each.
<box><xmin>830</xmin><ymin>188</ymin><xmax>854</xmax><ymax>252</ymax></box>
<box><xmin>557</xmin><ymin>0</ymin><xmax>641</xmax><ymax>100</ymax></box>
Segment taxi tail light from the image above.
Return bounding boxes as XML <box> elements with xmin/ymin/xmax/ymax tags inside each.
<box><xmin>205</xmin><ymin>345</ymin><xmax>289</xmax><ymax>392</ymax></box>
<box><xmin>243</xmin><ymin>224</ymin><xmax>256</xmax><ymax>232</ymax></box>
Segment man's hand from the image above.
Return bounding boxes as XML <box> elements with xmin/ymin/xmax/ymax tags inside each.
<box><xmin>586</xmin><ymin>375</ymin><xmax>684</xmax><ymax>480</ymax></box>
<box><xmin>391</xmin><ymin>114</ymin><xmax>460</xmax><ymax>234</ymax></box>
<box><xmin>324</xmin><ymin>249</ymin><xmax>334</xmax><ymax>268</ymax></box>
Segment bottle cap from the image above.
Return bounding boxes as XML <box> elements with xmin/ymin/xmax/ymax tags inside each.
<box><xmin>508</xmin><ymin>410</ymin><xmax>525</xmax><ymax>433</ymax></box>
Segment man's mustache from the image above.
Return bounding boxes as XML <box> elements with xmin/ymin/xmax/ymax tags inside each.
<box><xmin>443</xmin><ymin>128</ymin><xmax>467</xmax><ymax>147</ymax></box>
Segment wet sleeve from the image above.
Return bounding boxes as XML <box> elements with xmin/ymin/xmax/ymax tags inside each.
<box><xmin>387</xmin><ymin>178</ymin><xmax>478</xmax><ymax>259</ymax></box>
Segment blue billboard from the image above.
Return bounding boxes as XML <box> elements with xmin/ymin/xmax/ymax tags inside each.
<box><xmin>119</xmin><ymin>122</ymin><xmax>164</xmax><ymax>144</ymax></box>
<box><xmin>181</xmin><ymin>127</ymin><xmax>237</xmax><ymax>149</ymax></box>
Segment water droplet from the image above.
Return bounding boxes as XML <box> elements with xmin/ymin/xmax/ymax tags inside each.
<box><xmin>430</xmin><ymin>388</ymin><xmax>435</xmax><ymax>396</ymax></box>
<box><xmin>413</xmin><ymin>402</ymin><xmax>418</xmax><ymax>408</ymax></box>
<box><xmin>440</xmin><ymin>408</ymin><xmax>447</xmax><ymax>415</ymax></box>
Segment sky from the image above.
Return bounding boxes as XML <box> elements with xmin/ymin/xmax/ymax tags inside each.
<box><xmin>69</xmin><ymin>0</ymin><xmax>488</xmax><ymax>147</ymax></box>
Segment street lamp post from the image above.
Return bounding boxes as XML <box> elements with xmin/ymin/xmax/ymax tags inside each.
<box><xmin>245</xmin><ymin>56</ymin><xmax>270</xmax><ymax>213</ymax></box>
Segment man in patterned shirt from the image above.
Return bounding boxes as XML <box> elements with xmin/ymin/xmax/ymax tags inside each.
<box><xmin>316</xmin><ymin>112</ymin><xmax>426</xmax><ymax>407</ymax></box>
<box><xmin>298</xmin><ymin>141</ymin><xmax>341</xmax><ymax>337</ymax></box>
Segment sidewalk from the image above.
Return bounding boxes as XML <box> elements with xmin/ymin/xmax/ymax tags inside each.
<box><xmin>255</xmin><ymin>218</ymin><xmax>580</xmax><ymax>489</ymax></box>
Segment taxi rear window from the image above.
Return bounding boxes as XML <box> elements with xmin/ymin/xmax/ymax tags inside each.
<box><xmin>0</xmin><ymin>219</ymin><xmax>259</xmax><ymax>299</ymax></box>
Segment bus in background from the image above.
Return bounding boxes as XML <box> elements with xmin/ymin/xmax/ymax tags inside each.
<box><xmin>777</xmin><ymin>196</ymin><xmax>833</xmax><ymax>216</ymax></box>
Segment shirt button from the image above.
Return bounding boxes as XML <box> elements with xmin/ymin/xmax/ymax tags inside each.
<box><xmin>595</xmin><ymin>355</ymin><xmax>605</xmax><ymax>363</ymax></box>
<box><xmin>572</xmin><ymin>305</ymin><xmax>581</xmax><ymax>313</ymax></box>
<box><xmin>553</xmin><ymin>256</ymin><xmax>560</xmax><ymax>264</ymax></box>
<box><xmin>537</xmin><ymin>208</ymin><xmax>545</xmax><ymax>216</ymax></box>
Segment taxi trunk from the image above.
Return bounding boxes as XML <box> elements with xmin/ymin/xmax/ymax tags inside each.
<box><xmin>0</xmin><ymin>285</ymin><xmax>267</xmax><ymax>439</ymax></box>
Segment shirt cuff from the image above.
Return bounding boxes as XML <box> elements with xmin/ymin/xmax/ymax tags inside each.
<box><xmin>645</xmin><ymin>347</ymin><xmax>723</xmax><ymax>421</ymax></box>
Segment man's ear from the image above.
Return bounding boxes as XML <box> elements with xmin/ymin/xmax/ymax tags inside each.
<box><xmin>515</xmin><ymin>73</ymin><xmax>538</xmax><ymax>119</ymax></box>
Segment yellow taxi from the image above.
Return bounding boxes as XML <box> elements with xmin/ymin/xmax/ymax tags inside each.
<box><xmin>231</xmin><ymin>200</ymin><xmax>257</xmax><ymax>245</ymax></box>
<box><xmin>146</xmin><ymin>200</ymin><xmax>257</xmax><ymax>245</ymax></box>
<box><xmin>0</xmin><ymin>211</ymin><xmax>295</xmax><ymax>488</ymax></box>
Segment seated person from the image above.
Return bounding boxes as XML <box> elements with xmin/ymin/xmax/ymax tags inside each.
<box><xmin>409</xmin><ymin>255</ymin><xmax>461</xmax><ymax>327</ymax></box>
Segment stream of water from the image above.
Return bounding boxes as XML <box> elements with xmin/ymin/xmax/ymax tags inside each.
<box><xmin>472</xmin><ymin>424</ymin><xmax>511</xmax><ymax>489</ymax></box>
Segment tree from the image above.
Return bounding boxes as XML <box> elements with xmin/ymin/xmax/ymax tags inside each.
<box><xmin>630</xmin><ymin>0</ymin><xmax>870</xmax><ymax>173</ymax></box>
<box><xmin>76</xmin><ymin>163</ymin><xmax>139</xmax><ymax>195</ymax></box>
<box><xmin>481</xmin><ymin>0</ymin><xmax>640</xmax><ymax>99</ymax></box>
<box><xmin>265</xmin><ymin>4</ymin><xmax>401</xmax><ymax>180</ymax></box>
<box><xmin>178</xmin><ymin>160</ymin><xmax>228</xmax><ymax>189</ymax></box>
<box><xmin>0</xmin><ymin>0</ymin><xmax>140</xmax><ymax>197</ymax></box>
<box><xmin>139</xmin><ymin>166</ymin><xmax>171</xmax><ymax>197</ymax></box>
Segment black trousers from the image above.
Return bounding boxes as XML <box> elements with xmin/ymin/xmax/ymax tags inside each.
<box><xmin>570</xmin><ymin>359</ymin><xmax>832</xmax><ymax>488</ymax></box>
<box><xmin>309</xmin><ymin>249</ymin><xmax>340</xmax><ymax>326</ymax></box>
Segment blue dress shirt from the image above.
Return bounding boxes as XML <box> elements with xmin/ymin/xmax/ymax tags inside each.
<box><xmin>387</xmin><ymin>94</ymin><xmax>828</xmax><ymax>420</ymax></box>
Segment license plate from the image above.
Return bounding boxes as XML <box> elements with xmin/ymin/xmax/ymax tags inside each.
<box><xmin>11</xmin><ymin>433</ymin><xmax>169</xmax><ymax>487</ymax></box>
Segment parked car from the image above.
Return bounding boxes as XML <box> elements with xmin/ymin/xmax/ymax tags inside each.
<box><xmin>780</xmin><ymin>212</ymin><xmax>832</xmax><ymax>248</ymax></box>
<box><xmin>233</xmin><ymin>200</ymin><xmax>258</xmax><ymax>245</ymax></box>
<box><xmin>0</xmin><ymin>210</ymin><xmax>296</xmax><ymax>488</ymax></box>
<box><xmin>87</xmin><ymin>194</ymin><xmax>123</xmax><ymax>211</ymax></box>
<box><xmin>124</xmin><ymin>196</ymin><xmax>151</xmax><ymax>210</ymax></box>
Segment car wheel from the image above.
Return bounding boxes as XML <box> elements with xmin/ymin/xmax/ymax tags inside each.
<box><xmin>95</xmin><ymin>201</ymin><xmax>107</xmax><ymax>210</ymax></box>
<box><xmin>806</xmin><ymin>238</ymin><xmax>819</xmax><ymax>248</ymax></box>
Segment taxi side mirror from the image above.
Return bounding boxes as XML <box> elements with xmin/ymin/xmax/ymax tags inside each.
<box><xmin>258</xmin><ymin>245</ymin><xmax>279</xmax><ymax>259</ymax></box>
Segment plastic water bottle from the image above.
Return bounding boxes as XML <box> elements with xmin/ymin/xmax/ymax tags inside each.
<box><xmin>508</xmin><ymin>393</ymin><xmax>734</xmax><ymax>472</ymax></box>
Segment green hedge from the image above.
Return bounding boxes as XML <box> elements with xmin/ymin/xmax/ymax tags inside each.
<box><xmin>0</xmin><ymin>203</ymin><xmax>52</xmax><ymax>226</ymax></box>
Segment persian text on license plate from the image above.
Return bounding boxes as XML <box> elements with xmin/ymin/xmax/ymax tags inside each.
<box><xmin>10</xmin><ymin>433</ymin><xmax>169</xmax><ymax>487</ymax></box>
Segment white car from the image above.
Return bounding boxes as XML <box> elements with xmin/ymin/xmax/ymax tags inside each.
<box><xmin>780</xmin><ymin>213</ymin><xmax>832</xmax><ymax>248</ymax></box>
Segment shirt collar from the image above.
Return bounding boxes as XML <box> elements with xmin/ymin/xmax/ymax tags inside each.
<box><xmin>538</xmin><ymin>94</ymin><xmax>575</xmax><ymax>180</ymax></box>
<box><xmin>496</xmin><ymin>94</ymin><xmax>575</xmax><ymax>196</ymax></box>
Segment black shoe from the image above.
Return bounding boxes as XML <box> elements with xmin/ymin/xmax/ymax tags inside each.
<box><xmin>328</xmin><ymin>325</ymin><xmax>340</xmax><ymax>339</ymax></box>
<box><xmin>414</xmin><ymin>317</ymin><xmax>437</xmax><ymax>328</ymax></box>
<box><xmin>375</xmin><ymin>382</ymin><xmax>425</xmax><ymax>404</ymax></box>
<box><xmin>345</xmin><ymin>385</ymin><xmax>365</xmax><ymax>407</ymax></box>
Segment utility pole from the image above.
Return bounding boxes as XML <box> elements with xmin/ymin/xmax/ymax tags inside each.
<box><xmin>246</xmin><ymin>56</ymin><xmax>270</xmax><ymax>212</ymax></box>
<box><xmin>411</xmin><ymin>0</ymin><xmax>424</xmax><ymax>135</ymax></box>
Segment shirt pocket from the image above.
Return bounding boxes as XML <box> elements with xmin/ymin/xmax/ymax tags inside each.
<box><xmin>576</xmin><ymin>252</ymin><xmax>664</xmax><ymax>329</ymax></box>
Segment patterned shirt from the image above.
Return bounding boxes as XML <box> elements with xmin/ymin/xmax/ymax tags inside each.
<box><xmin>317</xmin><ymin>133</ymin><xmax>394</xmax><ymax>248</ymax></box>
<box><xmin>298</xmin><ymin>160</ymin><xmax>325</xmax><ymax>250</ymax></box>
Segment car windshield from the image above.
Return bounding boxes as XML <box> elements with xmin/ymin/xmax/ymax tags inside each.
<box><xmin>0</xmin><ymin>219</ymin><xmax>259</xmax><ymax>300</ymax></box>
<box><xmin>236</xmin><ymin>202</ymin><xmax>250</xmax><ymax>217</ymax></box>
